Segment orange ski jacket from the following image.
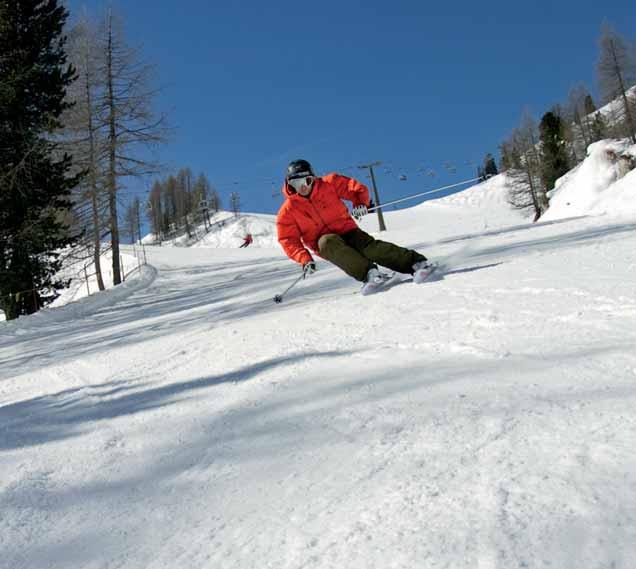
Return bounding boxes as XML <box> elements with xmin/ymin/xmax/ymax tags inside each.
<box><xmin>276</xmin><ymin>173</ymin><xmax>370</xmax><ymax>265</ymax></box>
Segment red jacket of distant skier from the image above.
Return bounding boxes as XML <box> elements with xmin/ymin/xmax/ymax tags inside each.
<box><xmin>276</xmin><ymin>173</ymin><xmax>370</xmax><ymax>265</ymax></box>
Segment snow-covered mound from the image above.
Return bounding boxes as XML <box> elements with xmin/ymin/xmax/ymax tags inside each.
<box><xmin>542</xmin><ymin>139</ymin><xmax>636</xmax><ymax>221</ymax></box>
<box><xmin>50</xmin><ymin>249</ymin><xmax>142</xmax><ymax>308</ymax></box>
<box><xmin>192</xmin><ymin>212</ymin><xmax>277</xmax><ymax>248</ymax></box>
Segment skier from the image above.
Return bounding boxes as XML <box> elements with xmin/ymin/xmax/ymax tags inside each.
<box><xmin>239</xmin><ymin>233</ymin><xmax>253</xmax><ymax>248</ymax></box>
<box><xmin>276</xmin><ymin>159</ymin><xmax>435</xmax><ymax>295</ymax></box>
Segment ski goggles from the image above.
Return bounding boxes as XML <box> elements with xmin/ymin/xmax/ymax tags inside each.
<box><xmin>288</xmin><ymin>176</ymin><xmax>314</xmax><ymax>191</ymax></box>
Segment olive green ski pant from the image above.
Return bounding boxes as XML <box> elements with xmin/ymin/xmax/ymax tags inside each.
<box><xmin>317</xmin><ymin>228</ymin><xmax>427</xmax><ymax>282</ymax></box>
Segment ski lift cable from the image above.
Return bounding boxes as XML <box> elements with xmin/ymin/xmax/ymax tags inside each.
<box><xmin>112</xmin><ymin>156</ymin><xmax>483</xmax><ymax>198</ymax></box>
<box><xmin>368</xmin><ymin>176</ymin><xmax>482</xmax><ymax>213</ymax></box>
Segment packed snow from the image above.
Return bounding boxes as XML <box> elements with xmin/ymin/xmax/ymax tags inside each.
<box><xmin>1</xmin><ymin>148</ymin><xmax>636</xmax><ymax>568</ymax></box>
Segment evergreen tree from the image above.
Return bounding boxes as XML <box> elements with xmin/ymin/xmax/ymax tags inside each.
<box><xmin>539</xmin><ymin>111</ymin><xmax>570</xmax><ymax>193</ymax></box>
<box><xmin>0</xmin><ymin>0</ymin><xmax>81</xmax><ymax>320</ymax></box>
<box><xmin>583</xmin><ymin>94</ymin><xmax>597</xmax><ymax>115</ymax></box>
<box><xmin>483</xmin><ymin>153</ymin><xmax>499</xmax><ymax>177</ymax></box>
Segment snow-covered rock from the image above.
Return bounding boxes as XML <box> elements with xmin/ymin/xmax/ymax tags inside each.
<box><xmin>542</xmin><ymin>139</ymin><xmax>636</xmax><ymax>221</ymax></box>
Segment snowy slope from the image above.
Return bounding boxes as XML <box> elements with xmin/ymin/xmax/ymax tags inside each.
<box><xmin>191</xmin><ymin>212</ymin><xmax>277</xmax><ymax>248</ymax></box>
<box><xmin>1</xmin><ymin>180</ymin><xmax>636</xmax><ymax>568</ymax></box>
<box><xmin>143</xmin><ymin>212</ymin><xmax>278</xmax><ymax>249</ymax></box>
<box><xmin>358</xmin><ymin>174</ymin><xmax>526</xmax><ymax>244</ymax></box>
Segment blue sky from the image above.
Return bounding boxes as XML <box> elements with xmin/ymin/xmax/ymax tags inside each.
<box><xmin>67</xmin><ymin>0</ymin><xmax>636</xmax><ymax>216</ymax></box>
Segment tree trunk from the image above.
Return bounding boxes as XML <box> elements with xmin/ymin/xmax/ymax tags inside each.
<box><xmin>524</xmin><ymin>166</ymin><xmax>541</xmax><ymax>221</ymax></box>
<box><xmin>91</xmin><ymin>191</ymin><xmax>105</xmax><ymax>291</ymax></box>
<box><xmin>106</xmin><ymin>13</ymin><xmax>121</xmax><ymax>285</ymax></box>
<box><xmin>84</xmin><ymin>57</ymin><xmax>105</xmax><ymax>292</ymax></box>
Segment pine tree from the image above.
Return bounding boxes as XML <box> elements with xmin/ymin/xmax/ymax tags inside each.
<box><xmin>583</xmin><ymin>94</ymin><xmax>597</xmax><ymax>115</ymax></box>
<box><xmin>483</xmin><ymin>153</ymin><xmax>499</xmax><ymax>177</ymax></box>
<box><xmin>539</xmin><ymin>111</ymin><xmax>570</xmax><ymax>192</ymax></box>
<box><xmin>0</xmin><ymin>0</ymin><xmax>82</xmax><ymax>320</ymax></box>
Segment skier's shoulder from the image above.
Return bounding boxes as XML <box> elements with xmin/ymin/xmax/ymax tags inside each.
<box><xmin>321</xmin><ymin>172</ymin><xmax>348</xmax><ymax>185</ymax></box>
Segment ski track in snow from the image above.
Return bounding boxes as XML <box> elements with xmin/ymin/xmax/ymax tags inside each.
<box><xmin>1</xmin><ymin>208</ymin><xmax>636</xmax><ymax>568</ymax></box>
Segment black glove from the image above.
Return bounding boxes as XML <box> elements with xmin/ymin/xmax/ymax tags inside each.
<box><xmin>352</xmin><ymin>204</ymin><xmax>369</xmax><ymax>220</ymax></box>
<box><xmin>303</xmin><ymin>261</ymin><xmax>316</xmax><ymax>276</ymax></box>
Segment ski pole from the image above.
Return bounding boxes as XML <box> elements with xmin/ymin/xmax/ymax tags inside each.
<box><xmin>273</xmin><ymin>272</ymin><xmax>306</xmax><ymax>304</ymax></box>
<box><xmin>367</xmin><ymin>176</ymin><xmax>483</xmax><ymax>213</ymax></box>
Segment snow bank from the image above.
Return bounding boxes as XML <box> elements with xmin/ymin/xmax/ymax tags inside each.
<box><xmin>542</xmin><ymin>139</ymin><xmax>636</xmax><ymax>221</ymax></box>
<box><xmin>0</xmin><ymin>264</ymin><xmax>156</xmax><ymax>330</ymax></box>
<box><xmin>50</xmin><ymin>250</ymin><xmax>141</xmax><ymax>308</ymax></box>
<box><xmin>0</xmin><ymin>249</ymin><xmax>142</xmax><ymax>323</ymax></box>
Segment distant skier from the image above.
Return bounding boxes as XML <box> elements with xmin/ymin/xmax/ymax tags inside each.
<box><xmin>276</xmin><ymin>159</ymin><xmax>435</xmax><ymax>295</ymax></box>
<box><xmin>239</xmin><ymin>233</ymin><xmax>253</xmax><ymax>248</ymax></box>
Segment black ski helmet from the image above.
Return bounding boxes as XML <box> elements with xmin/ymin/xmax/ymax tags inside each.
<box><xmin>286</xmin><ymin>159</ymin><xmax>315</xmax><ymax>180</ymax></box>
